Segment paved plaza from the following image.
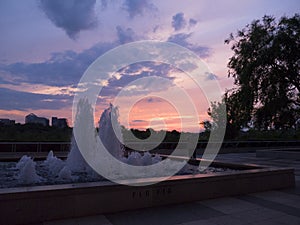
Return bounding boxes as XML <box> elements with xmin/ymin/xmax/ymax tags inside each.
<box><xmin>43</xmin><ymin>152</ymin><xmax>300</xmax><ymax>225</ymax></box>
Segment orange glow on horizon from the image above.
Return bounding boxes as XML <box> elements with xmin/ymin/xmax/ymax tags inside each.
<box><xmin>127</xmin><ymin>97</ymin><xmax>182</xmax><ymax>131</ymax></box>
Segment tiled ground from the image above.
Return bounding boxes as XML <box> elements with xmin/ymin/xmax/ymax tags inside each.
<box><xmin>45</xmin><ymin>152</ymin><xmax>300</xmax><ymax>225</ymax></box>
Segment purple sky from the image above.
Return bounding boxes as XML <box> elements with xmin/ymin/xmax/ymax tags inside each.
<box><xmin>0</xmin><ymin>0</ymin><xmax>299</xmax><ymax>130</ymax></box>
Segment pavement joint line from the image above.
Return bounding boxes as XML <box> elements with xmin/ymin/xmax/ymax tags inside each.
<box><xmin>237</xmin><ymin>195</ymin><xmax>300</xmax><ymax>218</ymax></box>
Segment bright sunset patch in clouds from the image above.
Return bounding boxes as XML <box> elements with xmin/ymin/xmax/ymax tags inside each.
<box><xmin>0</xmin><ymin>0</ymin><xmax>299</xmax><ymax>131</ymax></box>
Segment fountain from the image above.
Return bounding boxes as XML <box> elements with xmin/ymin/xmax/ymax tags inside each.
<box><xmin>6</xmin><ymin>103</ymin><xmax>205</xmax><ymax>187</ymax></box>
<box><xmin>98</xmin><ymin>104</ymin><xmax>125</xmax><ymax>159</ymax></box>
<box><xmin>16</xmin><ymin>156</ymin><xmax>41</xmax><ymax>184</ymax></box>
<box><xmin>0</xmin><ymin>103</ymin><xmax>295</xmax><ymax>225</ymax></box>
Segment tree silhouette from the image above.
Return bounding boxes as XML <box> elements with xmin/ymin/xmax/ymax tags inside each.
<box><xmin>224</xmin><ymin>14</ymin><xmax>300</xmax><ymax>130</ymax></box>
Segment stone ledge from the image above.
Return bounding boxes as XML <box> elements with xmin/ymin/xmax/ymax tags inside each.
<box><xmin>0</xmin><ymin>160</ymin><xmax>295</xmax><ymax>225</ymax></box>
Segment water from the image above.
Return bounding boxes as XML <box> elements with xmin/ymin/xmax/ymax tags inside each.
<box><xmin>0</xmin><ymin>156</ymin><xmax>237</xmax><ymax>188</ymax></box>
<box><xmin>17</xmin><ymin>156</ymin><xmax>42</xmax><ymax>184</ymax></box>
<box><xmin>98</xmin><ymin>104</ymin><xmax>125</xmax><ymax>159</ymax></box>
<box><xmin>1</xmin><ymin>103</ymin><xmax>235</xmax><ymax>188</ymax></box>
<box><xmin>0</xmin><ymin>160</ymin><xmax>105</xmax><ymax>188</ymax></box>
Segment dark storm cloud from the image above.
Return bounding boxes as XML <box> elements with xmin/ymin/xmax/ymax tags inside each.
<box><xmin>172</xmin><ymin>12</ymin><xmax>186</xmax><ymax>31</ymax></box>
<box><xmin>0</xmin><ymin>88</ymin><xmax>72</xmax><ymax>111</ymax></box>
<box><xmin>116</xmin><ymin>26</ymin><xmax>136</xmax><ymax>44</ymax></box>
<box><xmin>122</xmin><ymin>0</ymin><xmax>156</xmax><ymax>18</ymax></box>
<box><xmin>167</xmin><ymin>33</ymin><xmax>211</xmax><ymax>58</ymax></box>
<box><xmin>39</xmin><ymin>0</ymin><xmax>97</xmax><ymax>39</ymax></box>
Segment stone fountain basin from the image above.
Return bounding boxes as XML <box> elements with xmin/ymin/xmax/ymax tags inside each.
<box><xmin>0</xmin><ymin>158</ymin><xmax>295</xmax><ymax>225</ymax></box>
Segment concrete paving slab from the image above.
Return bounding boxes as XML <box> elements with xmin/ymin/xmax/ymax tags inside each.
<box><xmin>231</xmin><ymin>207</ymin><xmax>287</xmax><ymax>223</ymax></box>
<box><xmin>199</xmin><ymin>197</ymin><xmax>259</xmax><ymax>214</ymax></box>
<box><xmin>181</xmin><ymin>216</ymin><xmax>250</xmax><ymax>225</ymax></box>
<box><xmin>44</xmin><ymin>215</ymin><xmax>112</xmax><ymax>225</ymax></box>
<box><xmin>250</xmin><ymin>214</ymin><xmax>300</xmax><ymax>225</ymax></box>
<box><xmin>21</xmin><ymin>152</ymin><xmax>300</xmax><ymax>225</ymax></box>
<box><xmin>196</xmin><ymin>215</ymin><xmax>251</xmax><ymax>225</ymax></box>
<box><xmin>250</xmin><ymin>190</ymin><xmax>300</xmax><ymax>209</ymax></box>
<box><xmin>104</xmin><ymin>202</ymin><xmax>224</xmax><ymax>225</ymax></box>
<box><xmin>238</xmin><ymin>194</ymin><xmax>300</xmax><ymax>218</ymax></box>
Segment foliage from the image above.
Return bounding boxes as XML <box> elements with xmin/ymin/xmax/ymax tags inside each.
<box><xmin>121</xmin><ymin>128</ymin><xmax>181</xmax><ymax>143</ymax></box>
<box><xmin>224</xmin><ymin>14</ymin><xmax>300</xmax><ymax>130</ymax></box>
<box><xmin>200</xmin><ymin>120</ymin><xmax>212</xmax><ymax>133</ymax></box>
<box><xmin>0</xmin><ymin>123</ymin><xmax>72</xmax><ymax>142</ymax></box>
<box><xmin>238</xmin><ymin>129</ymin><xmax>300</xmax><ymax>141</ymax></box>
<box><xmin>1</xmin><ymin>123</ymin><xmax>299</xmax><ymax>143</ymax></box>
<box><xmin>208</xmin><ymin>98</ymin><xmax>239</xmax><ymax>139</ymax></box>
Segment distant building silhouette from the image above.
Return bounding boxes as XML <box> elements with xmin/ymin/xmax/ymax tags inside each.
<box><xmin>0</xmin><ymin>118</ymin><xmax>15</xmax><ymax>126</ymax></box>
<box><xmin>25</xmin><ymin>113</ymin><xmax>49</xmax><ymax>126</ymax></box>
<box><xmin>52</xmin><ymin>117</ymin><xmax>68</xmax><ymax>128</ymax></box>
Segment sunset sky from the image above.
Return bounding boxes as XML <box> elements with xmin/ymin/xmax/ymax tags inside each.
<box><xmin>0</xmin><ymin>0</ymin><xmax>299</xmax><ymax>132</ymax></box>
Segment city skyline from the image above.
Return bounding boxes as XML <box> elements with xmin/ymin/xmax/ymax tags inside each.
<box><xmin>1</xmin><ymin>113</ymin><xmax>68</xmax><ymax>127</ymax></box>
<box><xmin>0</xmin><ymin>0</ymin><xmax>299</xmax><ymax>132</ymax></box>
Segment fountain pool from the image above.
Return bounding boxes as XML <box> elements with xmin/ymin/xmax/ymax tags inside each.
<box><xmin>0</xmin><ymin>151</ymin><xmax>238</xmax><ymax>189</ymax></box>
<box><xmin>0</xmin><ymin>157</ymin><xmax>294</xmax><ymax>225</ymax></box>
<box><xmin>0</xmin><ymin>103</ymin><xmax>295</xmax><ymax>225</ymax></box>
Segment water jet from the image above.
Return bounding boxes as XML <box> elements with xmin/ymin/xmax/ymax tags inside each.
<box><xmin>0</xmin><ymin>104</ymin><xmax>295</xmax><ymax>225</ymax></box>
